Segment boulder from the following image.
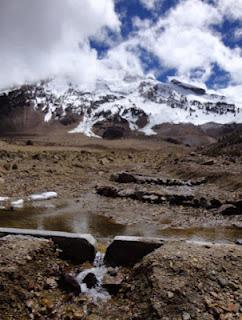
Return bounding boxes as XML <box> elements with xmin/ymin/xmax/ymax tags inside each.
<box><xmin>235</xmin><ymin>239</ymin><xmax>242</xmax><ymax>245</ymax></box>
<box><xmin>102</xmin><ymin>127</ymin><xmax>125</xmax><ymax>139</ymax></box>
<box><xmin>60</xmin><ymin>273</ymin><xmax>81</xmax><ymax>294</ymax></box>
<box><xmin>111</xmin><ymin>172</ymin><xmax>137</xmax><ymax>184</ymax></box>
<box><xmin>202</xmin><ymin>160</ymin><xmax>215</xmax><ymax>166</ymax></box>
<box><xmin>103</xmin><ymin>269</ymin><xmax>124</xmax><ymax>295</ymax></box>
<box><xmin>0</xmin><ymin>228</ymin><xmax>96</xmax><ymax>264</ymax></box>
<box><xmin>111</xmin><ymin>172</ymin><xmax>206</xmax><ymax>186</ymax></box>
<box><xmin>233</xmin><ymin>200</ymin><xmax>242</xmax><ymax>211</ymax></box>
<box><xmin>104</xmin><ymin>236</ymin><xmax>164</xmax><ymax>267</ymax></box>
<box><xmin>82</xmin><ymin>273</ymin><xmax>98</xmax><ymax>289</ymax></box>
<box><xmin>218</xmin><ymin>204</ymin><xmax>239</xmax><ymax>215</ymax></box>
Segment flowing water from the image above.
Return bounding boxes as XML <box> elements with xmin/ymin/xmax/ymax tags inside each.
<box><xmin>76</xmin><ymin>252</ymin><xmax>110</xmax><ymax>302</ymax></box>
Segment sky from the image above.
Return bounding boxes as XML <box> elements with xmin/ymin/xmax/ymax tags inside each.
<box><xmin>1</xmin><ymin>0</ymin><xmax>242</xmax><ymax>103</ymax></box>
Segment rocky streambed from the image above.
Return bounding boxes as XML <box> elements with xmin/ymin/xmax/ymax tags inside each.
<box><xmin>0</xmin><ymin>235</ymin><xmax>241</xmax><ymax>320</ymax></box>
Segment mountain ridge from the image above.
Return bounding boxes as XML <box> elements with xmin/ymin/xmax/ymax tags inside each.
<box><xmin>0</xmin><ymin>76</ymin><xmax>241</xmax><ymax>139</ymax></box>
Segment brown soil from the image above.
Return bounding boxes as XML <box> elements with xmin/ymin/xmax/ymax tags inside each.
<box><xmin>1</xmin><ymin>236</ymin><xmax>241</xmax><ymax>320</ymax></box>
<box><xmin>98</xmin><ymin>241</ymin><xmax>242</xmax><ymax>320</ymax></box>
<box><xmin>0</xmin><ymin>129</ymin><xmax>241</xmax><ymax>230</ymax></box>
<box><xmin>0</xmin><ymin>131</ymin><xmax>241</xmax><ymax>319</ymax></box>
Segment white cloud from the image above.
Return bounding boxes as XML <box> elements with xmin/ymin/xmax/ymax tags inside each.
<box><xmin>217</xmin><ymin>0</ymin><xmax>242</xmax><ymax>21</ymax></box>
<box><xmin>124</xmin><ymin>0</ymin><xmax>242</xmax><ymax>86</ymax></box>
<box><xmin>0</xmin><ymin>0</ymin><xmax>120</xmax><ymax>89</ymax></box>
<box><xmin>1</xmin><ymin>0</ymin><xmax>242</xmax><ymax>101</ymax></box>
<box><xmin>234</xmin><ymin>28</ymin><xmax>242</xmax><ymax>40</ymax></box>
<box><xmin>219</xmin><ymin>84</ymin><xmax>242</xmax><ymax>106</ymax></box>
<box><xmin>139</xmin><ymin>0</ymin><xmax>162</xmax><ymax>10</ymax></box>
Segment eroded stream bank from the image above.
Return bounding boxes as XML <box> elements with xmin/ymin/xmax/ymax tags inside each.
<box><xmin>0</xmin><ymin>235</ymin><xmax>241</xmax><ymax>320</ymax></box>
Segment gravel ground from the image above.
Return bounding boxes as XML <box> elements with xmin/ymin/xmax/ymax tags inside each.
<box><xmin>0</xmin><ymin>236</ymin><xmax>241</xmax><ymax>320</ymax></box>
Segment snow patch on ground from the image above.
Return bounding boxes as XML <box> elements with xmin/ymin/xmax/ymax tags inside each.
<box><xmin>11</xmin><ymin>199</ymin><xmax>24</xmax><ymax>209</ymax></box>
<box><xmin>29</xmin><ymin>192</ymin><xmax>58</xmax><ymax>201</ymax></box>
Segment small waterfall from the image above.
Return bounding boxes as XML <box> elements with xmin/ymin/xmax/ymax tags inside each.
<box><xmin>76</xmin><ymin>252</ymin><xmax>110</xmax><ymax>302</ymax></box>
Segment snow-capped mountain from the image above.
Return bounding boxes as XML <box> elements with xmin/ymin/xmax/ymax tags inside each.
<box><xmin>0</xmin><ymin>76</ymin><xmax>241</xmax><ymax>138</ymax></box>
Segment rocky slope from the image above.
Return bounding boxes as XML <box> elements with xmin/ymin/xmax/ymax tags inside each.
<box><xmin>0</xmin><ymin>76</ymin><xmax>241</xmax><ymax>138</ymax></box>
<box><xmin>1</xmin><ymin>236</ymin><xmax>241</xmax><ymax>320</ymax></box>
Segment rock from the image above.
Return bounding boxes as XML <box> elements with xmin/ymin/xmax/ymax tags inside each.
<box><xmin>111</xmin><ymin>171</ymin><xmax>206</xmax><ymax>186</ymax></box>
<box><xmin>167</xmin><ymin>291</ymin><xmax>174</xmax><ymax>299</ymax></box>
<box><xmin>210</xmin><ymin>198</ymin><xmax>222</xmax><ymax>208</ymax></box>
<box><xmin>96</xmin><ymin>186</ymin><xmax>119</xmax><ymax>198</ymax></box>
<box><xmin>45</xmin><ymin>277</ymin><xmax>58</xmax><ymax>289</ymax></box>
<box><xmin>104</xmin><ymin>236</ymin><xmax>164</xmax><ymax>267</ymax></box>
<box><xmin>99</xmin><ymin>158</ymin><xmax>109</xmax><ymax>166</ymax></box>
<box><xmin>73</xmin><ymin>310</ymin><xmax>85</xmax><ymax>319</ymax></box>
<box><xmin>111</xmin><ymin>172</ymin><xmax>137</xmax><ymax>184</ymax></box>
<box><xmin>182</xmin><ymin>312</ymin><xmax>191</xmax><ymax>320</ymax></box>
<box><xmin>235</xmin><ymin>239</ymin><xmax>242</xmax><ymax>245</ymax></box>
<box><xmin>3</xmin><ymin>163</ymin><xmax>10</xmax><ymax>171</ymax></box>
<box><xmin>202</xmin><ymin>160</ymin><xmax>215</xmax><ymax>166</ymax></box>
<box><xmin>32</xmin><ymin>153</ymin><xmax>41</xmax><ymax>160</ymax></box>
<box><xmin>26</xmin><ymin>140</ymin><xmax>33</xmax><ymax>146</ymax></box>
<box><xmin>106</xmin><ymin>267</ymin><xmax>117</xmax><ymax>277</ymax></box>
<box><xmin>102</xmin><ymin>127</ymin><xmax>125</xmax><ymax>139</ymax></box>
<box><xmin>217</xmin><ymin>277</ymin><xmax>228</xmax><ymax>288</ymax></box>
<box><xmin>233</xmin><ymin>200</ymin><xmax>242</xmax><ymax>211</ymax></box>
<box><xmin>103</xmin><ymin>269</ymin><xmax>124</xmax><ymax>295</ymax></box>
<box><xmin>0</xmin><ymin>228</ymin><xmax>96</xmax><ymax>264</ymax></box>
<box><xmin>218</xmin><ymin>204</ymin><xmax>239</xmax><ymax>215</ymax></box>
<box><xmin>12</xmin><ymin>163</ymin><xmax>18</xmax><ymax>170</ymax></box>
<box><xmin>60</xmin><ymin>273</ymin><xmax>81</xmax><ymax>294</ymax></box>
<box><xmin>82</xmin><ymin>273</ymin><xmax>98</xmax><ymax>289</ymax></box>
<box><xmin>97</xmin><ymin>185</ymin><xmax>219</xmax><ymax>209</ymax></box>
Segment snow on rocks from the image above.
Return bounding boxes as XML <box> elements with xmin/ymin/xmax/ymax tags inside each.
<box><xmin>2</xmin><ymin>75</ymin><xmax>241</xmax><ymax>139</ymax></box>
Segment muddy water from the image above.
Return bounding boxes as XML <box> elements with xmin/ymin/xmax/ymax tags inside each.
<box><xmin>0</xmin><ymin>198</ymin><xmax>241</xmax><ymax>243</ymax></box>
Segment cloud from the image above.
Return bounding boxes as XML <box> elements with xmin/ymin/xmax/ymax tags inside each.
<box><xmin>122</xmin><ymin>0</ymin><xmax>242</xmax><ymax>87</ymax></box>
<box><xmin>0</xmin><ymin>0</ymin><xmax>119</xmax><ymax>89</ymax></box>
<box><xmin>1</xmin><ymin>0</ymin><xmax>242</xmax><ymax>103</ymax></box>
<box><xmin>234</xmin><ymin>28</ymin><xmax>242</xmax><ymax>40</ymax></box>
<box><xmin>139</xmin><ymin>0</ymin><xmax>162</xmax><ymax>10</ymax></box>
<box><xmin>217</xmin><ymin>0</ymin><xmax>242</xmax><ymax>21</ymax></box>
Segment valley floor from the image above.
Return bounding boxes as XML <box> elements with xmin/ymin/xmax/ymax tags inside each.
<box><xmin>0</xmin><ymin>131</ymin><xmax>241</xmax><ymax>319</ymax></box>
<box><xmin>0</xmin><ymin>130</ymin><xmax>241</xmax><ymax>233</ymax></box>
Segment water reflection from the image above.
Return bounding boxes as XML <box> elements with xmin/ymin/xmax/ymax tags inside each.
<box><xmin>0</xmin><ymin>202</ymin><xmax>241</xmax><ymax>242</ymax></box>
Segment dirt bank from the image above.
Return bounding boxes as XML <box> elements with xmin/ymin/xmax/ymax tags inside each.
<box><xmin>0</xmin><ymin>236</ymin><xmax>241</xmax><ymax>319</ymax></box>
<box><xmin>99</xmin><ymin>241</ymin><xmax>242</xmax><ymax>320</ymax></box>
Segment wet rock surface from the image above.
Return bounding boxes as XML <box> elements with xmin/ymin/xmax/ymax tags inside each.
<box><xmin>82</xmin><ymin>272</ymin><xmax>98</xmax><ymax>289</ymax></box>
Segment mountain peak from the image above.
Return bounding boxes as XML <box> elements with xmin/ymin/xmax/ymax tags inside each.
<box><xmin>170</xmin><ymin>79</ymin><xmax>206</xmax><ymax>95</ymax></box>
<box><xmin>0</xmin><ymin>76</ymin><xmax>241</xmax><ymax>138</ymax></box>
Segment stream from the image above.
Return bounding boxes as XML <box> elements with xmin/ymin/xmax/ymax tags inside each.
<box><xmin>0</xmin><ymin>198</ymin><xmax>241</xmax><ymax>243</ymax></box>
